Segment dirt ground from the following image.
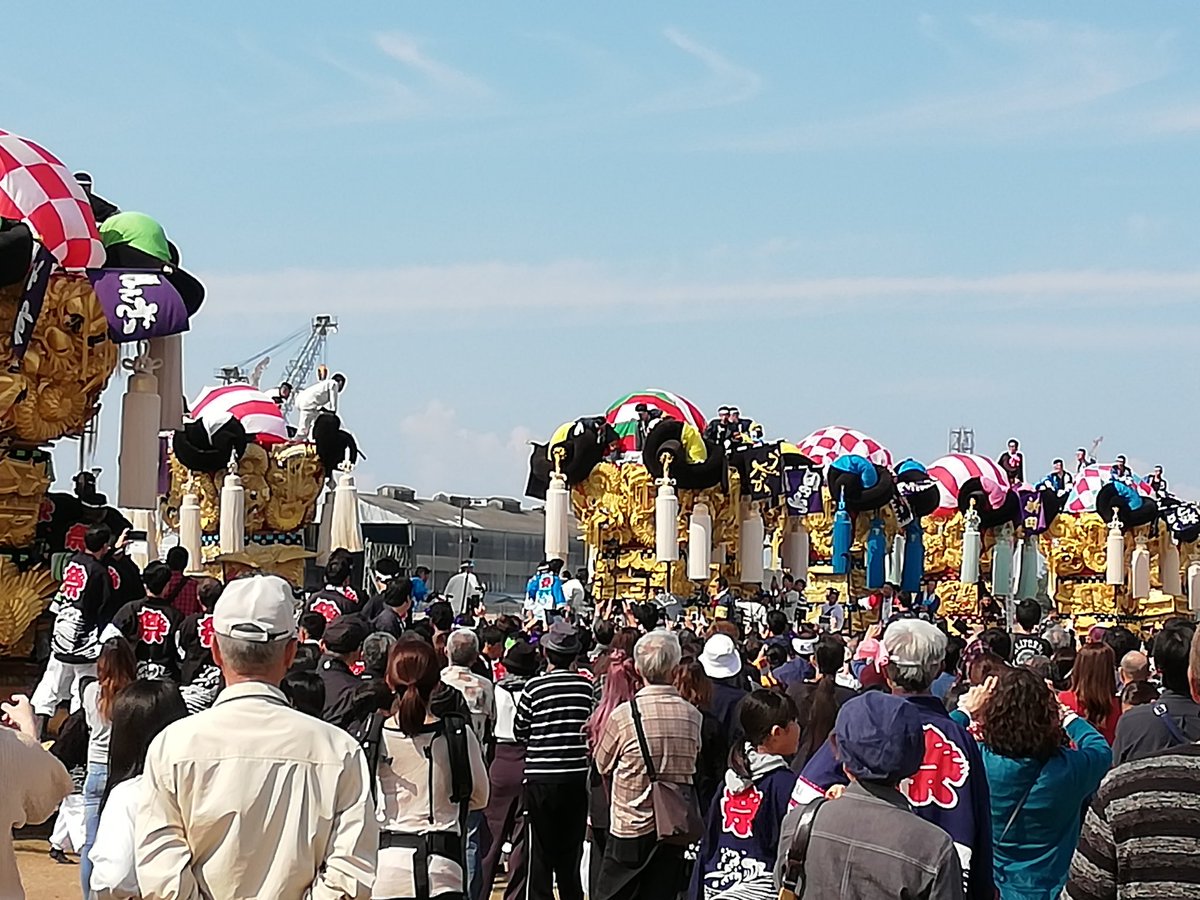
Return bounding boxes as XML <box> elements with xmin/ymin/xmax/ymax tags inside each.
<box><xmin>15</xmin><ymin>840</ymin><xmax>80</xmax><ymax>900</ymax></box>
<box><xmin>15</xmin><ymin>838</ymin><xmax>517</xmax><ymax>898</ymax></box>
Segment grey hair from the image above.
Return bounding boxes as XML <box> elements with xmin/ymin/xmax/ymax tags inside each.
<box><xmin>633</xmin><ymin>630</ymin><xmax>681</xmax><ymax>685</ymax></box>
<box><xmin>882</xmin><ymin>619</ymin><xmax>947</xmax><ymax>693</ymax></box>
<box><xmin>1042</xmin><ymin>625</ymin><xmax>1072</xmax><ymax>652</ymax></box>
<box><xmin>362</xmin><ymin>632</ymin><xmax>397</xmax><ymax>674</ymax></box>
<box><xmin>215</xmin><ymin>634</ymin><xmax>292</xmax><ymax>676</ymax></box>
<box><xmin>1120</xmin><ymin>650</ymin><xmax>1149</xmax><ymax>681</ymax></box>
<box><xmin>446</xmin><ymin>628</ymin><xmax>479</xmax><ymax>667</ymax></box>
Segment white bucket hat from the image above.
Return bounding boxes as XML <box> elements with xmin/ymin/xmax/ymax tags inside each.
<box><xmin>700</xmin><ymin>634</ymin><xmax>742</xmax><ymax>680</ymax></box>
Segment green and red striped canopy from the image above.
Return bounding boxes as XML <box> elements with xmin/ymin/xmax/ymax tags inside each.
<box><xmin>606</xmin><ymin>389</ymin><xmax>706</xmax><ymax>456</ymax></box>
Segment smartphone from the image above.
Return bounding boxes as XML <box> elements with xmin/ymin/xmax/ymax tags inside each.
<box><xmin>126</xmin><ymin>529</ymin><xmax>148</xmax><ymax>542</ymax></box>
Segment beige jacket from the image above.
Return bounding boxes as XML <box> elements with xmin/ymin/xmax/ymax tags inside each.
<box><xmin>0</xmin><ymin>728</ymin><xmax>73</xmax><ymax>900</ymax></box>
<box><xmin>135</xmin><ymin>681</ymin><xmax>378</xmax><ymax>899</ymax></box>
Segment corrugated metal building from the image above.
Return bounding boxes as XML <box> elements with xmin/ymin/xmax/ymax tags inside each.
<box><xmin>357</xmin><ymin>485</ymin><xmax>580</xmax><ymax>606</ymax></box>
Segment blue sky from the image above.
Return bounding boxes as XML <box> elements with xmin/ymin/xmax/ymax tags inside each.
<box><xmin>14</xmin><ymin>2</ymin><xmax>1200</xmax><ymax>498</ymax></box>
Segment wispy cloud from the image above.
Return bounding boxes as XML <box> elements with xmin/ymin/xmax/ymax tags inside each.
<box><xmin>719</xmin><ymin>15</ymin><xmax>1172</xmax><ymax>151</ymax></box>
<box><xmin>373</xmin><ymin>32</ymin><xmax>493</xmax><ymax>99</ymax></box>
<box><xmin>638</xmin><ymin>27</ymin><xmax>762</xmax><ymax>112</ymax></box>
<box><xmin>201</xmin><ymin>262</ymin><xmax>1200</xmax><ymax>321</ymax></box>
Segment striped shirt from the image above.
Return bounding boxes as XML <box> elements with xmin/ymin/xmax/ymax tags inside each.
<box><xmin>513</xmin><ymin>669</ymin><xmax>594</xmax><ymax>782</ymax></box>
<box><xmin>1064</xmin><ymin>742</ymin><xmax>1200</xmax><ymax>899</ymax></box>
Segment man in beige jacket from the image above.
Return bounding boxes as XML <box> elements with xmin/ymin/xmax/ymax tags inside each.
<box><xmin>135</xmin><ymin>575</ymin><xmax>378</xmax><ymax>898</ymax></box>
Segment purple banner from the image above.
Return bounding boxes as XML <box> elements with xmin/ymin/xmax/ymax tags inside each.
<box><xmin>785</xmin><ymin>466</ymin><xmax>824</xmax><ymax>516</ymax></box>
<box><xmin>11</xmin><ymin>242</ymin><xmax>55</xmax><ymax>361</ymax></box>
<box><xmin>87</xmin><ymin>268</ymin><xmax>191</xmax><ymax>342</ymax></box>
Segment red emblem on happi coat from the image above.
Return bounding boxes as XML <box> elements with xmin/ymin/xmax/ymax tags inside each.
<box><xmin>902</xmin><ymin>724</ymin><xmax>969</xmax><ymax>809</ymax></box>
<box><xmin>198</xmin><ymin>614</ymin><xmax>215</xmax><ymax>649</ymax></box>
<box><xmin>311</xmin><ymin>598</ymin><xmax>341</xmax><ymax>623</ymax></box>
<box><xmin>138</xmin><ymin>607</ymin><xmax>171</xmax><ymax>644</ymax></box>
<box><xmin>721</xmin><ymin>785</ymin><xmax>764</xmax><ymax>839</ymax></box>
<box><xmin>60</xmin><ymin>561</ymin><xmax>87</xmax><ymax>602</ymax></box>
<box><xmin>65</xmin><ymin>523</ymin><xmax>88</xmax><ymax>552</ymax></box>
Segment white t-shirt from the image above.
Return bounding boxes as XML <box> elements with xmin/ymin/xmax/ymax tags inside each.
<box><xmin>82</xmin><ymin>681</ymin><xmax>112</xmax><ymax>767</ymax></box>
<box><xmin>88</xmin><ymin>775</ymin><xmax>141</xmax><ymax>898</ymax></box>
<box><xmin>295</xmin><ymin>378</ymin><xmax>339</xmax><ymax>413</ymax></box>
<box><xmin>562</xmin><ymin>578</ymin><xmax>586</xmax><ymax>608</ymax></box>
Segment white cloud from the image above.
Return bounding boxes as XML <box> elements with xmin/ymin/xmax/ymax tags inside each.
<box><xmin>639</xmin><ymin>28</ymin><xmax>762</xmax><ymax>112</ymax></box>
<box><xmin>720</xmin><ymin>15</ymin><xmax>1172</xmax><ymax>151</ymax></box>
<box><xmin>201</xmin><ymin>262</ymin><xmax>1200</xmax><ymax>321</ymax></box>
<box><xmin>363</xmin><ymin>399</ymin><xmax>533</xmax><ymax>498</ymax></box>
<box><xmin>373</xmin><ymin>33</ymin><xmax>492</xmax><ymax>99</ymax></box>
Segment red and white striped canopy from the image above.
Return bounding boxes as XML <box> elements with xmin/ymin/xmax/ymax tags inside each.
<box><xmin>1065</xmin><ymin>465</ymin><xmax>1154</xmax><ymax>514</ymax></box>
<box><xmin>927</xmin><ymin>454</ymin><xmax>1011</xmax><ymax>517</ymax></box>
<box><xmin>190</xmin><ymin>384</ymin><xmax>288</xmax><ymax>445</ymax></box>
<box><xmin>796</xmin><ymin>426</ymin><xmax>892</xmax><ymax>470</ymax></box>
<box><xmin>606</xmin><ymin>388</ymin><xmax>706</xmax><ymax>456</ymax></box>
<box><xmin>0</xmin><ymin>130</ymin><xmax>104</xmax><ymax>269</ymax></box>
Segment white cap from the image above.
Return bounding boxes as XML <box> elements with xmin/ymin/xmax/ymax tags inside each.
<box><xmin>213</xmin><ymin>575</ymin><xmax>297</xmax><ymax>643</ymax></box>
<box><xmin>700</xmin><ymin>634</ymin><xmax>742</xmax><ymax>680</ymax></box>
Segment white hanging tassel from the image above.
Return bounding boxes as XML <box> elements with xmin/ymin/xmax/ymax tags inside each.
<box><xmin>219</xmin><ymin>451</ymin><xmax>245</xmax><ymax>554</ymax></box>
<box><xmin>1105</xmin><ymin>513</ymin><xmax>1125</xmax><ymax>586</ymax></box>
<box><xmin>687</xmin><ymin>502</ymin><xmax>712</xmax><ymax>581</ymax></box>
<box><xmin>179</xmin><ymin>484</ymin><xmax>203</xmax><ymax>573</ymax></box>
<box><xmin>782</xmin><ymin>521</ymin><xmax>809</xmax><ymax>584</ymax></box>
<box><xmin>544</xmin><ymin>472</ymin><xmax>570</xmax><ymax>563</ymax></box>
<box><xmin>1131</xmin><ymin>534</ymin><xmax>1150</xmax><ymax>600</ymax></box>
<box><xmin>329</xmin><ymin>453</ymin><xmax>363</xmax><ymax>553</ymax></box>
<box><xmin>126</xmin><ymin>509</ymin><xmax>154</xmax><ymax>569</ymax></box>
<box><xmin>316</xmin><ymin>489</ymin><xmax>333</xmax><ymax>568</ymax></box>
<box><xmin>1016</xmin><ymin>537</ymin><xmax>1040</xmax><ymax>600</ymax></box>
<box><xmin>1161</xmin><ymin>536</ymin><xmax>1182</xmax><ymax>596</ymax></box>
<box><xmin>888</xmin><ymin>531</ymin><xmax>906</xmax><ymax>585</ymax></box>
<box><xmin>117</xmin><ymin>353</ymin><xmax>162</xmax><ymax>510</ymax></box>
<box><xmin>739</xmin><ymin>502</ymin><xmax>765</xmax><ymax>585</ymax></box>
<box><xmin>655</xmin><ymin>480</ymin><xmax>679</xmax><ymax>563</ymax></box>
<box><xmin>991</xmin><ymin>523</ymin><xmax>1014</xmax><ymax>598</ymax></box>
<box><xmin>149</xmin><ymin>334</ymin><xmax>185</xmax><ymax>431</ymax></box>
<box><xmin>960</xmin><ymin>501</ymin><xmax>981</xmax><ymax>584</ymax></box>
<box><xmin>1188</xmin><ymin>559</ymin><xmax>1200</xmax><ymax>614</ymax></box>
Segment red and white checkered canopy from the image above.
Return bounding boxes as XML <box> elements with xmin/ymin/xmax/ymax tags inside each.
<box><xmin>926</xmin><ymin>453</ymin><xmax>1011</xmax><ymax>517</ymax></box>
<box><xmin>796</xmin><ymin>426</ymin><xmax>892</xmax><ymax>470</ymax></box>
<box><xmin>0</xmin><ymin>130</ymin><xmax>103</xmax><ymax>269</ymax></box>
<box><xmin>1065</xmin><ymin>465</ymin><xmax>1154</xmax><ymax>514</ymax></box>
<box><xmin>190</xmin><ymin>384</ymin><xmax>288</xmax><ymax>445</ymax></box>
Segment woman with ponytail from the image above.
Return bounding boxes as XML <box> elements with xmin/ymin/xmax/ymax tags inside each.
<box><xmin>583</xmin><ymin>648</ymin><xmax>641</xmax><ymax>897</ymax></box>
<box><xmin>693</xmin><ymin>689</ymin><xmax>800</xmax><ymax>900</ymax></box>
<box><xmin>374</xmin><ymin>638</ymin><xmax>490</xmax><ymax>900</ymax></box>
<box><xmin>787</xmin><ymin>634</ymin><xmax>857</xmax><ymax>770</ymax></box>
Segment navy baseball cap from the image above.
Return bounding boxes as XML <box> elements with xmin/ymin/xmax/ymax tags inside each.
<box><xmin>834</xmin><ymin>692</ymin><xmax>925</xmax><ymax>783</ymax></box>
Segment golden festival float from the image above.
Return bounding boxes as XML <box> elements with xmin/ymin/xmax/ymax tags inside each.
<box><xmin>527</xmin><ymin>389</ymin><xmax>1198</xmax><ymax>634</ymax></box>
<box><xmin>0</xmin><ymin>127</ymin><xmax>358</xmax><ymax>661</ymax></box>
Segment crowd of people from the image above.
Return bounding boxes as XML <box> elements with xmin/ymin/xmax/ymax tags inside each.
<box><xmin>6</xmin><ymin>532</ymin><xmax>1200</xmax><ymax>900</ymax></box>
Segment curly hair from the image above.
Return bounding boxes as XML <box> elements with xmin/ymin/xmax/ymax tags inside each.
<box><xmin>980</xmin><ymin>666</ymin><xmax>1068</xmax><ymax>761</ymax></box>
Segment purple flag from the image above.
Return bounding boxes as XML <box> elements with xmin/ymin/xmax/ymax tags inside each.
<box><xmin>87</xmin><ymin>268</ymin><xmax>191</xmax><ymax>342</ymax></box>
<box><xmin>785</xmin><ymin>466</ymin><xmax>824</xmax><ymax>516</ymax></box>
<box><xmin>1016</xmin><ymin>489</ymin><xmax>1048</xmax><ymax>534</ymax></box>
<box><xmin>11</xmin><ymin>242</ymin><xmax>55</xmax><ymax>362</ymax></box>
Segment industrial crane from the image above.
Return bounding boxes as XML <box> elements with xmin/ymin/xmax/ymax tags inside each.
<box><xmin>216</xmin><ymin>315</ymin><xmax>338</xmax><ymax>413</ymax></box>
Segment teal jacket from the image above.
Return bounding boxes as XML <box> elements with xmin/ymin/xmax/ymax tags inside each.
<box><xmin>950</xmin><ymin>711</ymin><xmax>1110</xmax><ymax>899</ymax></box>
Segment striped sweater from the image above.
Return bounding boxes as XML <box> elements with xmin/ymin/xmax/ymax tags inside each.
<box><xmin>1064</xmin><ymin>742</ymin><xmax>1200</xmax><ymax>899</ymax></box>
<box><xmin>513</xmin><ymin>669</ymin><xmax>594</xmax><ymax>782</ymax></box>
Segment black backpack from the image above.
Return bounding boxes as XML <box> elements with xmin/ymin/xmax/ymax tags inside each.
<box><xmin>358</xmin><ymin>710</ymin><xmax>474</xmax><ymax>807</ymax></box>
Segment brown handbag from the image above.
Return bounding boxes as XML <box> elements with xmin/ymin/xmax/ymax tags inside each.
<box><xmin>629</xmin><ymin>696</ymin><xmax>704</xmax><ymax>846</ymax></box>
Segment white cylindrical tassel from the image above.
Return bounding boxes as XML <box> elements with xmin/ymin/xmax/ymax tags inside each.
<box><xmin>126</xmin><ymin>509</ymin><xmax>154</xmax><ymax>569</ymax></box>
<box><xmin>1131</xmin><ymin>536</ymin><xmax>1150</xmax><ymax>600</ymax></box>
<box><xmin>888</xmin><ymin>532</ymin><xmax>906</xmax><ymax>586</ymax></box>
<box><xmin>316</xmin><ymin>490</ymin><xmax>333</xmax><ymax>568</ymax></box>
<box><xmin>329</xmin><ymin>465</ymin><xmax>363</xmax><ymax>552</ymax></box>
<box><xmin>687</xmin><ymin>503</ymin><xmax>712</xmax><ymax>581</ymax></box>
<box><xmin>219</xmin><ymin>460</ymin><xmax>245</xmax><ymax>555</ymax></box>
<box><xmin>960</xmin><ymin>503</ymin><xmax>981</xmax><ymax>584</ymax></box>
<box><xmin>179</xmin><ymin>489</ymin><xmax>203</xmax><ymax>573</ymax></box>
<box><xmin>1161</xmin><ymin>537</ymin><xmax>1182</xmax><ymax>596</ymax></box>
<box><xmin>991</xmin><ymin>524</ymin><xmax>1014</xmax><ymax>598</ymax></box>
<box><xmin>782</xmin><ymin>522</ymin><xmax>809</xmax><ymax>584</ymax></box>
<box><xmin>544</xmin><ymin>472</ymin><xmax>569</xmax><ymax>562</ymax></box>
<box><xmin>149</xmin><ymin>334</ymin><xmax>185</xmax><ymax>431</ymax></box>
<box><xmin>1016</xmin><ymin>538</ymin><xmax>1040</xmax><ymax>600</ymax></box>
<box><xmin>739</xmin><ymin>503</ymin><xmax>765</xmax><ymax>585</ymax></box>
<box><xmin>117</xmin><ymin>355</ymin><xmax>161</xmax><ymax>510</ymax></box>
<box><xmin>1189</xmin><ymin>561</ymin><xmax>1200</xmax><ymax>614</ymax></box>
<box><xmin>655</xmin><ymin>482</ymin><xmax>679</xmax><ymax>562</ymax></box>
<box><xmin>1105</xmin><ymin>515</ymin><xmax>1125</xmax><ymax>586</ymax></box>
